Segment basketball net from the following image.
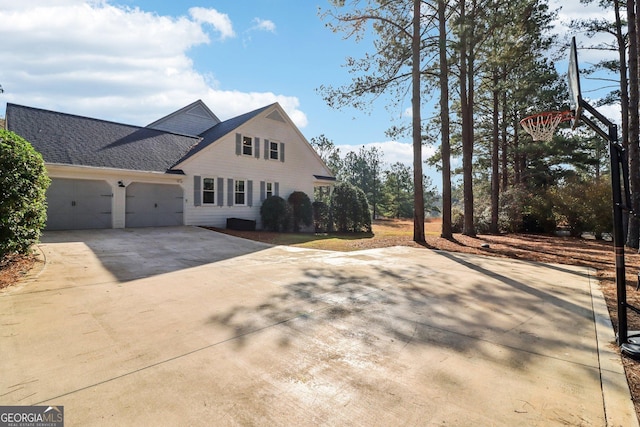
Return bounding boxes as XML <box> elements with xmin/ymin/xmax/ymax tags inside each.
<box><xmin>520</xmin><ymin>111</ymin><xmax>573</xmax><ymax>142</ymax></box>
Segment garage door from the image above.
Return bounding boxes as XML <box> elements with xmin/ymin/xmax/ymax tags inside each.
<box><xmin>125</xmin><ymin>183</ymin><xmax>183</xmax><ymax>227</ymax></box>
<box><xmin>46</xmin><ymin>178</ymin><xmax>113</xmax><ymax>230</ymax></box>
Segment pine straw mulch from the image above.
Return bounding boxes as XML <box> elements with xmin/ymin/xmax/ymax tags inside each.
<box><xmin>0</xmin><ymin>253</ymin><xmax>39</xmax><ymax>290</ymax></box>
<box><xmin>2</xmin><ymin>220</ymin><xmax>640</xmax><ymax>419</ymax></box>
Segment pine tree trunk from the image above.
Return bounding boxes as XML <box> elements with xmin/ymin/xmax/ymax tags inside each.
<box><xmin>501</xmin><ymin>93</ymin><xmax>508</xmax><ymax>192</ymax></box>
<box><xmin>412</xmin><ymin>0</ymin><xmax>425</xmax><ymax>243</ymax></box>
<box><xmin>439</xmin><ymin>0</ymin><xmax>452</xmax><ymax>239</ymax></box>
<box><xmin>460</xmin><ymin>0</ymin><xmax>475</xmax><ymax>237</ymax></box>
<box><xmin>490</xmin><ymin>71</ymin><xmax>500</xmax><ymax>234</ymax></box>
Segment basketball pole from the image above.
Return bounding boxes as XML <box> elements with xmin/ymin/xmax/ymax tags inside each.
<box><xmin>578</xmin><ymin>99</ymin><xmax>640</xmax><ymax>353</ymax></box>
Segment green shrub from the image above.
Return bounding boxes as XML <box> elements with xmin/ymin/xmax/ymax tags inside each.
<box><xmin>523</xmin><ymin>192</ymin><xmax>556</xmax><ymax>233</ymax></box>
<box><xmin>312</xmin><ymin>201</ymin><xmax>330</xmax><ymax>232</ymax></box>
<box><xmin>451</xmin><ymin>206</ymin><xmax>464</xmax><ymax>233</ymax></box>
<box><xmin>330</xmin><ymin>182</ymin><xmax>371</xmax><ymax>232</ymax></box>
<box><xmin>0</xmin><ymin>130</ymin><xmax>50</xmax><ymax>259</ymax></box>
<box><xmin>287</xmin><ymin>191</ymin><xmax>312</xmax><ymax>232</ymax></box>
<box><xmin>356</xmin><ymin>187</ymin><xmax>372</xmax><ymax>233</ymax></box>
<box><xmin>260</xmin><ymin>196</ymin><xmax>290</xmax><ymax>232</ymax></box>
<box><xmin>550</xmin><ymin>176</ymin><xmax>611</xmax><ymax>238</ymax></box>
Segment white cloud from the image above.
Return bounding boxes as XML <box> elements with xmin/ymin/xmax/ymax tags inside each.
<box><xmin>251</xmin><ymin>18</ymin><xmax>276</xmax><ymax>33</ymax></box>
<box><xmin>0</xmin><ymin>1</ymin><xmax>307</xmax><ymax>128</ymax></box>
<box><xmin>336</xmin><ymin>140</ymin><xmax>437</xmax><ymax>167</ymax></box>
<box><xmin>550</xmin><ymin>0</ymin><xmax>618</xmax><ymax>64</ymax></box>
<box><xmin>189</xmin><ymin>7</ymin><xmax>235</xmax><ymax>40</ymax></box>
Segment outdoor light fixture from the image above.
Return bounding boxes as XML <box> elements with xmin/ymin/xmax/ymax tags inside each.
<box><xmin>118</xmin><ymin>181</ymin><xmax>125</xmax><ymax>188</ymax></box>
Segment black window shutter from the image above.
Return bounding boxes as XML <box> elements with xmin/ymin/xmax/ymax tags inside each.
<box><xmin>260</xmin><ymin>181</ymin><xmax>266</xmax><ymax>201</ymax></box>
<box><xmin>280</xmin><ymin>143</ymin><xmax>285</xmax><ymax>162</ymax></box>
<box><xmin>235</xmin><ymin>133</ymin><xmax>241</xmax><ymax>155</ymax></box>
<box><xmin>264</xmin><ymin>139</ymin><xmax>269</xmax><ymax>160</ymax></box>
<box><xmin>217</xmin><ymin>177</ymin><xmax>224</xmax><ymax>206</ymax></box>
<box><xmin>247</xmin><ymin>180</ymin><xmax>253</xmax><ymax>206</ymax></box>
<box><xmin>193</xmin><ymin>176</ymin><xmax>201</xmax><ymax>206</ymax></box>
<box><xmin>255</xmin><ymin>138</ymin><xmax>260</xmax><ymax>158</ymax></box>
<box><xmin>227</xmin><ymin>178</ymin><xmax>234</xmax><ymax>206</ymax></box>
<box><xmin>274</xmin><ymin>182</ymin><xmax>279</xmax><ymax>197</ymax></box>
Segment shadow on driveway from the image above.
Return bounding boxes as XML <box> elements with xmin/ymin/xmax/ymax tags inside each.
<box><xmin>39</xmin><ymin>226</ymin><xmax>272</xmax><ymax>283</ymax></box>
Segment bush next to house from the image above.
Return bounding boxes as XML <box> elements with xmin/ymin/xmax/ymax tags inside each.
<box><xmin>0</xmin><ymin>130</ymin><xmax>50</xmax><ymax>260</ymax></box>
<box><xmin>288</xmin><ymin>191</ymin><xmax>312</xmax><ymax>232</ymax></box>
<box><xmin>330</xmin><ymin>182</ymin><xmax>372</xmax><ymax>232</ymax></box>
<box><xmin>260</xmin><ymin>195</ymin><xmax>290</xmax><ymax>232</ymax></box>
<box><xmin>312</xmin><ymin>201</ymin><xmax>330</xmax><ymax>232</ymax></box>
<box><xmin>356</xmin><ymin>187</ymin><xmax>372</xmax><ymax>233</ymax></box>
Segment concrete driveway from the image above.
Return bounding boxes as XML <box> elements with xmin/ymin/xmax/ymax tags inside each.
<box><xmin>0</xmin><ymin>227</ymin><xmax>637</xmax><ymax>426</ymax></box>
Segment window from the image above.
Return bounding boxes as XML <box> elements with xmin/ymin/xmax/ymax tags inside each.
<box><xmin>266</xmin><ymin>182</ymin><xmax>273</xmax><ymax>198</ymax></box>
<box><xmin>269</xmin><ymin>141</ymin><xmax>279</xmax><ymax>160</ymax></box>
<box><xmin>203</xmin><ymin>178</ymin><xmax>215</xmax><ymax>204</ymax></box>
<box><xmin>242</xmin><ymin>136</ymin><xmax>253</xmax><ymax>156</ymax></box>
<box><xmin>235</xmin><ymin>180</ymin><xmax>246</xmax><ymax>205</ymax></box>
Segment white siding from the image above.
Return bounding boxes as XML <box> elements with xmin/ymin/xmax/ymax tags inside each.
<box><xmin>181</xmin><ymin>106</ymin><xmax>333</xmax><ymax>228</ymax></box>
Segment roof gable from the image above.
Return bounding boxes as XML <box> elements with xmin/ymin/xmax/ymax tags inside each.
<box><xmin>172</xmin><ymin>103</ymin><xmax>275</xmax><ymax>167</ymax></box>
<box><xmin>146</xmin><ymin>100</ymin><xmax>220</xmax><ymax>136</ymax></box>
<box><xmin>6</xmin><ymin>103</ymin><xmax>199</xmax><ymax>173</ymax></box>
<box><xmin>172</xmin><ymin>103</ymin><xmax>335</xmax><ymax>179</ymax></box>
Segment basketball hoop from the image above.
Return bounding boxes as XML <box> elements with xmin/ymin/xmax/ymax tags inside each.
<box><xmin>520</xmin><ymin>111</ymin><xmax>573</xmax><ymax>142</ymax></box>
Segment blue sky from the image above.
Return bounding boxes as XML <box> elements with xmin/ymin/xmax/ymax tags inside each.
<box><xmin>0</xmin><ymin>1</ymin><xmax>617</xmax><ymax>190</ymax></box>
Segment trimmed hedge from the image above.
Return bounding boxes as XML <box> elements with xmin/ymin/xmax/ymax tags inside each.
<box><xmin>260</xmin><ymin>195</ymin><xmax>290</xmax><ymax>232</ymax></box>
<box><xmin>288</xmin><ymin>191</ymin><xmax>312</xmax><ymax>232</ymax></box>
<box><xmin>0</xmin><ymin>130</ymin><xmax>50</xmax><ymax>259</ymax></box>
<box><xmin>330</xmin><ymin>182</ymin><xmax>372</xmax><ymax>232</ymax></box>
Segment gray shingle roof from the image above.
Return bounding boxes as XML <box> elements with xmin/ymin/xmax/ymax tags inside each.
<box><xmin>6</xmin><ymin>103</ymin><xmax>200</xmax><ymax>173</ymax></box>
<box><xmin>6</xmin><ymin>102</ymin><xmax>277</xmax><ymax>173</ymax></box>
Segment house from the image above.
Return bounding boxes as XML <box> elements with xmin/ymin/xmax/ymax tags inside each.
<box><xmin>5</xmin><ymin>100</ymin><xmax>335</xmax><ymax>230</ymax></box>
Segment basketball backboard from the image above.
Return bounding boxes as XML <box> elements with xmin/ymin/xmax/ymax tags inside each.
<box><xmin>568</xmin><ymin>36</ymin><xmax>582</xmax><ymax>129</ymax></box>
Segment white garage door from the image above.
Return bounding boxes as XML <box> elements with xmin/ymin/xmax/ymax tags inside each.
<box><xmin>46</xmin><ymin>178</ymin><xmax>113</xmax><ymax>230</ymax></box>
<box><xmin>125</xmin><ymin>183</ymin><xmax>183</xmax><ymax>227</ymax></box>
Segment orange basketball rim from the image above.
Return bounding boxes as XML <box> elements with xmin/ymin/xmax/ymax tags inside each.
<box><xmin>519</xmin><ymin>111</ymin><xmax>573</xmax><ymax>142</ymax></box>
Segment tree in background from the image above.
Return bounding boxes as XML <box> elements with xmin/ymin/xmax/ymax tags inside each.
<box><xmin>381</xmin><ymin>162</ymin><xmax>414</xmax><ymax>218</ymax></box>
<box><xmin>0</xmin><ymin>130</ymin><xmax>50</xmax><ymax>260</ymax></box>
<box><xmin>340</xmin><ymin>145</ymin><xmax>382</xmax><ymax>218</ymax></box>
<box><xmin>309</xmin><ymin>134</ymin><xmax>343</xmax><ymax>176</ymax></box>
<box><xmin>320</xmin><ymin>0</ymin><xmax>430</xmax><ymax>242</ymax></box>
<box><xmin>437</xmin><ymin>0</ymin><xmax>453</xmax><ymax>238</ymax></box>
<box><xmin>568</xmin><ymin>0</ymin><xmax>640</xmax><ymax>247</ymax></box>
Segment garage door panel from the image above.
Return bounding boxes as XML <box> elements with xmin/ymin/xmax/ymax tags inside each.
<box><xmin>46</xmin><ymin>178</ymin><xmax>112</xmax><ymax>230</ymax></box>
<box><xmin>126</xmin><ymin>183</ymin><xmax>183</xmax><ymax>227</ymax></box>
